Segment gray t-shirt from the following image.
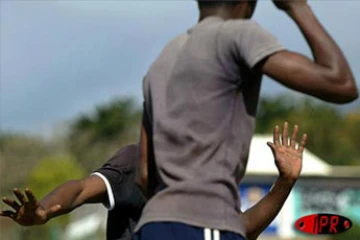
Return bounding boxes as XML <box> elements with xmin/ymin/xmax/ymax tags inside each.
<box><xmin>136</xmin><ymin>17</ymin><xmax>284</xmax><ymax>236</ymax></box>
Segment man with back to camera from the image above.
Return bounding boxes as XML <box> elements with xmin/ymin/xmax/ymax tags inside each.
<box><xmin>135</xmin><ymin>0</ymin><xmax>358</xmax><ymax>240</ymax></box>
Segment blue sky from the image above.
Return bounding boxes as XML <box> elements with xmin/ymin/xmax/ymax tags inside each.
<box><xmin>1</xmin><ymin>0</ymin><xmax>359</xmax><ymax>135</ymax></box>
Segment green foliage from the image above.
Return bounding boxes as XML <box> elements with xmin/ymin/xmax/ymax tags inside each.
<box><xmin>0</xmin><ymin>134</ymin><xmax>58</xmax><ymax>240</ymax></box>
<box><xmin>256</xmin><ymin>95</ymin><xmax>360</xmax><ymax>165</ymax></box>
<box><xmin>70</xmin><ymin>97</ymin><xmax>141</xmax><ymax>142</ymax></box>
<box><xmin>10</xmin><ymin>155</ymin><xmax>87</xmax><ymax>240</ymax></box>
<box><xmin>26</xmin><ymin>155</ymin><xmax>86</xmax><ymax>228</ymax></box>
<box><xmin>1</xmin><ymin>94</ymin><xmax>358</xmax><ymax>240</ymax></box>
<box><xmin>332</xmin><ymin>223</ymin><xmax>360</xmax><ymax>240</ymax></box>
<box><xmin>27</xmin><ymin>155</ymin><xmax>86</xmax><ymax>200</ymax></box>
<box><xmin>68</xmin><ymin>97</ymin><xmax>141</xmax><ymax>172</ymax></box>
<box><xmin>0</xmin><ymin>133</ymin><xmax>54</xmax><ymax>193</ymax></box>
<box><xmin>1</xmin><ymin>153</ymin><xmax>86</xmax><ymax>240</ymax></box>
<box><xmin>256</xmin><ymin>95</ymin><xmax>296</xmax><ymax>133</ymax></box>
<box><xmin>342</xmin><ymin>112</ymin><xmax>360</xmax><ymax>165</ymax></box>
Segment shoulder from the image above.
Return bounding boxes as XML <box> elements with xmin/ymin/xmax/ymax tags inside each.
<box><xmin>219</xmin><ymin>19</ymin><xmax>265</xmax><ymax>40</ymax></box>
<box><xmin>156</xmin><ymin>34</ymin><xmax>189</xmax><ymax>62</ymax></box>
<box><xmin>97</xmin><ymin>144</ymin><xmax>139</xmax><ymax>173</ymax></box>
<box><xmin>111</xmin><ymin>144</ymin><xmax>139</xmax><ymax>164</ymax></box>
<box><xmin>223</xmin><ymin>19</ymin><xmax>262</xmax><ymax>30</ymax></box>
<box><xmin>156</xmin><ymin>34</ymin><xmax>188</xmax><ymax>58</ymax></box>
<box><xmin>145</xmin><ymin>33</ymin><xmax>187</xmax><ymax>75</ymax></box>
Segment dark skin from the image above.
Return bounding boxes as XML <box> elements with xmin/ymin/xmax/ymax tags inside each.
<box><xmin>1</xmin><ymin>122</ymin><xmax>305</xmax><ymax>240</ymax></box>
<box><xmin>243</xmin><ymin>122</ymin><xmax>307</xmax><ymax>240</ymax></box>
<box><xmin>138</xmin><ymin>0</ymin><xmax>357</xmax><ymax>238</ymax></box>
<box><xmin>197</xmin><ymin>0</ymin><xmax>358</xmax><ymax>103</ymax></box>
<box><xmin>138</xmin><ymin>121</ymin><xmax>306</xmax><ymax>240</ymax></box>
<box><xmin>0</xmin><ymin>176</ymin><xmax>107</xmax><ymax>226</ymax></box>
<box><xmin>198</xmin><ymin>1</ymin><xmax>258</xmax><ymax>20</ymax></box>
<box><xmin>1</xmin><ymin>1</ymin><xmax>357</xmax><ymax>238</ymax></box>
<box><xmin>261</xmin><ymin>1</ymin><xmax>358</xmax><ymax>104</ymax></box>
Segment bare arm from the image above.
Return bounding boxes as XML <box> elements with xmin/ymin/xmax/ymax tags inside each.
<box><xmin>243</xmin><ymin>178</ymin><xmax>295</xmax><ymax>240</ymax></box>
<box><xmin>0</xmin><ymin>176</ymin><xmax>107</xmax><ymax>226</ymax></box>
<box><xmin>242</xmin><ymin>122</ymin><xmax>307</xmax><ymax>239</ymax></box>
<box><xmin>261</xmin><ymin>2</ymin><xmax>358</xmax><ymax>104</ymax></box>
<box><xmin>40</xmin><ymin>175</ymin><xmax>107</xmax><ymax>218</ymax></box>
<box><xmin>136</xmin><ymin>124</ymin><xmax>149</xmax><ymax>198</ymax></box>
<box><xmin>136</xmin><ymin>103</ymin><xmax>160</xmax><ymax>200</ymax></box>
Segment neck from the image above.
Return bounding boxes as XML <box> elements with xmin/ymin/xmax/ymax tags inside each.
<box><xmin>198</xmin><ymin>7</ymin><xmax>233</xmax><ymax>22</ymax></box>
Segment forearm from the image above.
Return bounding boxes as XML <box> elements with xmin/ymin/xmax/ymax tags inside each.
<box><xmin>243</xmin><ymin>177</ymin><xmax>296</xmax><ymax>240</ymax></box>
<box><xmin>137</xmin><ymin>124</ymin><xmax>149</xmax><ymax>197</ymax></box>
<box><xmin>40</xmin><ymin>180</ymin><xmax>86</xmax><ymax>219</ymax></box>
<box><xmin>287</xmin><ymin>5</ymin><xmax>354</xmax><ymax>82</ymax></box>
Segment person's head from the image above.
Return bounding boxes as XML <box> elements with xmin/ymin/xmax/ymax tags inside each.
<box><xmin>197</xmin><ymin>0</ymin><xmax>257</xmax><ymax>20</ymax></box>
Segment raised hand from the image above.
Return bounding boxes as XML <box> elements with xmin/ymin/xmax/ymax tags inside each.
<box><xmin>0</xmin><ymin>188</ymin><xmax>61</xmax><ymax>226</ymax></box>
<box><xmin>267</xmin><ymin>122</ymin><xmax>307</xmax><ymax>182</ymax></box>
<box><xmin>272</xmin><ymin>0</ymin><xmax>308</xmax><ymax>11</ymax></box>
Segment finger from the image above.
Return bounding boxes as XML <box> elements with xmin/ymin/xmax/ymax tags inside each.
<box><xmin>267</xmin><ymin>142</ymin><xmax>275</xmax><ymax>150</ymax></box>
<box><xmin>25</xmin><ymin>189</ymin><xmax>37</xmax><ymax>204</ymax></box>
<box><xmin>281</xmin><ymin>122</ymin><xmax>289</xmax><ymax>147</ymax></box>
<box><xmin>0</xmin><ymin>210</ymin><xmax>16</xmax><ymax>219</ymax></box>
<box><xmin>298</xmin><ymin>133</ymin><xmax>308</xmax><ymax>153</ymax></box>
<box><xmin>290</xmin><ymin>125</ymin><xmax>299</xmax><ymax>149</ymax></box>
<box><xmin>48</xmin><ymin>205</ymin><xmax>62</xmax><ymax>215</ymax></box>
<box><xmin>13</xmin><ymin>189</ymin><xmax>28</xmax><ymax>205</ymax></box>
<box><xmin>273</xmin><ymin>125</ymin><xmax>280</xmax><ymax>146</ymax></box>
<box><xmin>2</xmin><ymin>197</ymin><xmax>21</xmax><ymax>211</ymax></box>
<box><xmin>267</xmin><ymin>142</ymin><xmax>277</xmax><ymax>157</ymax></box>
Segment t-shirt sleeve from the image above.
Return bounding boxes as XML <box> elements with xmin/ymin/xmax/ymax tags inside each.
<box><xmin>92</xmin><ymin>144</ymin><xmax>146</xmax><ymax>214</ymax></box>
<box><xmin>232</xmin><ymin>20</ymin><xmax>285</xmax><ymax>68</ymax></box>
<box><xmin>91</xmin><ymin>172</ymin><xmax>116</xmax><ymax>210</ymax></box>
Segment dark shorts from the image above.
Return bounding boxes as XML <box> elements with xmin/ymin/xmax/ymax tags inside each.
<box><xmin>133</xmin><ymin>222</ymin><xmax>246</xmax><ymax>240</ymax></box>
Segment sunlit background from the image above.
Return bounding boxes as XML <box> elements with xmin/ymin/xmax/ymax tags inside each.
<box><xmin>1</xmin><ymin>1</ymin><xmax>359</xmax><ymax>240</ymax></box>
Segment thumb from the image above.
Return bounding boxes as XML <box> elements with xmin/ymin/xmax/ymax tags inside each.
<box><xmin>267</xmin><ymin>142</ymin><xmax>275</xmax><ymax>150</ymax></box>
<box><xmin>267</xmin><ymin>142</ymin><xmax>277</xmax><ymax>156</ymax></box>
<box><xmin>47</xmin><ymin>205</ymin><xmax>62</xmax><ymax>216</ymax></box>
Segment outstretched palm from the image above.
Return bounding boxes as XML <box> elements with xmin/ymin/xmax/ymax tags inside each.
<box><xmin>267</xmin><ymin>122</ymin><xmax>307</xmax><ymax>181</ymax></box>
<box><xmin>0</xmin><ymin>188</ymin><xmax>61</xmax><ymax>226</ymax></box>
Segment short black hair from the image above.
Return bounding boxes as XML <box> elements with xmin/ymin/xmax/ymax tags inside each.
<box><xmin>197</xmin><ymin>0</ymin><xmax>239</xmax><ymax>9</ymax></box>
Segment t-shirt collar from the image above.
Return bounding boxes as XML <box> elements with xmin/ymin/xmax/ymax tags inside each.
<box><xmin>187</xmin><ymin>16</ymin><xmax>224</xmax><ymax>34</ymax></box>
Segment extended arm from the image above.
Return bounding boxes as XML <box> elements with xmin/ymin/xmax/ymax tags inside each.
<box><xmin>241</xmin><ymin>122</ymin><xmax>307</xmax><ymax>239</ymax></box>
<box><xmin>0</xmin><ymin>176</ymin><xmax>106</xmax><ymax>226</ymax></box>
<box><xmin>40</xmin><ymin>175</ymin><xmax>107</xmax><ymax>218</ymax></box>
<box><xmin>242</xmin><ymin>178</ymin><xmax>295</xmax><ymax>240</ymax></box>
<box><xmin>261</xmin><ymin>2</ymin><xmax>358</xmax><ymax>104</ymax></box>
<box><xmin>136</xmin><ymin>123</ymin><xmax>150</xmax><ymax>198</ymax></box>
<box><xmin>136</xmin><ymin>101</ymin><xmax>159</xmax><ymax>199</ymax></box>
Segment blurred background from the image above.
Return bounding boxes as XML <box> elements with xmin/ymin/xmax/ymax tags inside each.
<box><xmin>1</xmin><ymin>1</ymin><xmax>359</xmax><ymax>240</ymax></box>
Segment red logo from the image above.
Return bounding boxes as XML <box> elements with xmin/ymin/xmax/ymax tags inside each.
<box><xmin>295</xmin><ymin>214</ymin><xmax>352</xmax><ymax>235</ymax></box>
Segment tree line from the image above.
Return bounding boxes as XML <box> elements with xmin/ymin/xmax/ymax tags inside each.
<box><xmin>1</xmin><ymin>95</ymin><xmax>359</xmax><ymax>239</ymax></box>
